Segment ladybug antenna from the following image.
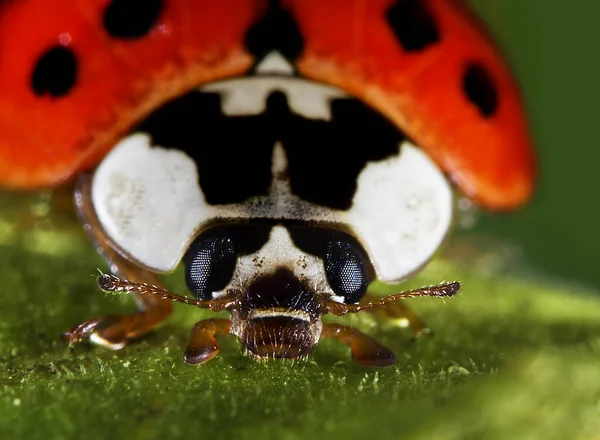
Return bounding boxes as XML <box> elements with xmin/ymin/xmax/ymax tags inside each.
<box><xmin>324</xmin><ymin>281</ymin><xmax>461</xmax><ymax>316</ymax></box>
<box><xmin>96</xmin><ymin>274</ymin><xmax>235</xmax><ymax>312</ymax></box>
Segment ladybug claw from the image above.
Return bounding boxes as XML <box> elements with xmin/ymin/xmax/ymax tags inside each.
<box><xmin>64</xmin><ymin>315</ymin><xmax>123</xmax><ymax>349</ymax></box>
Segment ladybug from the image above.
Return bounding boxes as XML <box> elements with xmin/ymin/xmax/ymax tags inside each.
<box><xmin>0</xmin><ymin>0</ymin><xmax>535</xmax><ymax>367</ymax></box>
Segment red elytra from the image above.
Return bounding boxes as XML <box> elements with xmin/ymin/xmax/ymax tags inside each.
<box><xmin>0</xmin><ymin>0</ymin><xmax>535</xmax><ymax>211</ymax></box>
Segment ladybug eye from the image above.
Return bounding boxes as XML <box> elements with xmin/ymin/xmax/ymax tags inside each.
<box><xmin>324</xmin><ymin>239</ymin><xmax>370</xmax><ymax>304</ymax></box>
<box><xmin>285</xmin><ymin>225</ymin><xmax>374</xmax><ymax>303</ymax></box>
<box><xmin>103</xmin><ymin>0</ymin><xmax>163</xmax><ymax>39</ymax></box>
<box><xmin>31</xmin><ymin>46</ymin><xmax>78</xmax><ymax>97</ymax></box>
<box><xmin>463</xmin><ymin>63</ymin><xmax>499</xmax><ymax>118</ymax></box>
<box><xmin>184</xmin><ymin>234</ymin><xmax>237</xmax><ymax>300</ymax></box>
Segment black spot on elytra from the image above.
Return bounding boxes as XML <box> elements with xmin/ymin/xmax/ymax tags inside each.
<box><xmin>137</xmin><ymin>90</ymin><xmax>403</xmax><ymax>210</ymax></box>
<box><xmin>463</xmin><ymin>63</ymin><xmax>498</xmax><ymax>117</ymax></box>
<box><xmin>103</xmin><ymin>0</ymin><xmax>163</xmax><ymax>39</ymax></box>
<box><xmin>31</xmin><ymin>46</ymin><xmax>78</xmax><ymax>97</ymax></box>
<box><xmin>386</xmin><ymin>0</ymin><xmax>440</xmax><ymax>52</ymax></box>
<box><xmin>245</xmin><ymin>0</ymin><xmax>304</xmax><ymax>64</ymax></box>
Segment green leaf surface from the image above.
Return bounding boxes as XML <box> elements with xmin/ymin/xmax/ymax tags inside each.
<box><xmin>0</xmin><ymin>198</ymin><xmax>599</xmax><ymax>440</ymax></box>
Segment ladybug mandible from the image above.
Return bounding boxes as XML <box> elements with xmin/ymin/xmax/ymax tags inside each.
<box><xmin>0</xmin><ymin>0</ymin><xmax>535</xmax><ymax>367</ymax></box>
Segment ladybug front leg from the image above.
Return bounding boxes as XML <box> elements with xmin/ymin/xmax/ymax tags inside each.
<box><xmin>320</xmin><ymin>323</ymin><xmax>396</xmax><ymax>367</ymax></box>
<box><xmin>360</xmin><ymin>293</ymin><xmax>431</xmax><ymax>340</ymax></box>
<box><xmin>184</xmin><ymin>319</ymin><xmax>232</xmax><ymax>365</ymax></box>
<box><xmin>65</xmin><ymin>175</ymin><xmax>172</xmax><ymax>349</ymax></box>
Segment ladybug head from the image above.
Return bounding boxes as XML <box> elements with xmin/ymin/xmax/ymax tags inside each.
<box><xmin>182</xmin><ymin>221</ymin><xmax>374</xmax><ymax>359</ymax></box>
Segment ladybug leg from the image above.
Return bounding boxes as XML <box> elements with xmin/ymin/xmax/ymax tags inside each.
<box><xmin>361</xmin><ymin>293</ymin><xmax>431</xmax><ymax>340</ymax></box>
<box><xmin>64</xmin><ymin>250</ymin><xmax>173</xmax><ymax>348</ymax></box>
<box><xmin>65</xmin><ymin>174</ymin><xmax>173</xmax><ymax>349</ymax></box>
<box><xmin>184</xmin><ymin>319</ymin><xmax>232</xmax><ymax>365</ymax></box>
<box><xmin>320</xmin><ymin>323</ymin><xmax>396</xmax><ymax>367</ymax></box>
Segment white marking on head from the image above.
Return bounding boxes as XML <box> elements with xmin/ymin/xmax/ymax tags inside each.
<box><xmin>255</xmin><ymin>51</ymin><xmax>295</xmax><ymax>75</ymax></box>
<box><xmin>200</xmin><ymin>54</ymin><xmax>345</xmax><ymax>121</ymax></box>
<box><xmin>269</xmin><ymin>142</ymin><xmax>292</xmax><ymax>195</ymax></box>
<box><xmin>215</xmin><ymin>225</ymin><xmax>332</xmax><ymax>297</ymax></box>
<box><xmin>92</xmin><ymin>134</ymin><xmax>452</xmax><ymax>283</ymax></box>
<box><xmin>91</xmin><ymin>133</ymin><xmax>217</xmax><ymax>272</ymax></box>
<box><xmin>346</xmin><ymin>143</ymin><xmax>453</xmax><ymax>281</ymax></box>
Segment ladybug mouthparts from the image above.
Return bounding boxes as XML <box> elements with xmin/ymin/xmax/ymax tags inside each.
<box><xmin>232</xmin><ymin>267</ymin><xmax>324</xmax><ymax>360</ymax></box>
<box><xmin>241</xmin><ymin>316</ymin><xmax>318</xmax><ymax>360</ymax></box>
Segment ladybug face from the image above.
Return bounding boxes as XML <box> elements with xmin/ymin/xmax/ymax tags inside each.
<box><xmin>83</xmin><ymin>54</ymin><xmax>455</xmax><ymax>361</ymax></box>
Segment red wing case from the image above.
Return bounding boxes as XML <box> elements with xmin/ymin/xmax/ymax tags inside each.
<box><xmin>0</xmin><ymin>0</ymin><xmax>264</xmax><ymax>189</ymax></box>
<box><xmin>0</xmin><ymin>0</ymin><xmax>535</xmax><ymax>212</ymax></box>
<box><xmin>284</xmin><ymin>0</ymin><xmax>535</xmax><ymax>210</ymax></box>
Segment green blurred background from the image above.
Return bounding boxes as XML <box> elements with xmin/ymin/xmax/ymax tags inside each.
<box><xmin>466</xmin><ymin>0</ymin><xmax>599</xmax><ymax>289</ymax></box>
